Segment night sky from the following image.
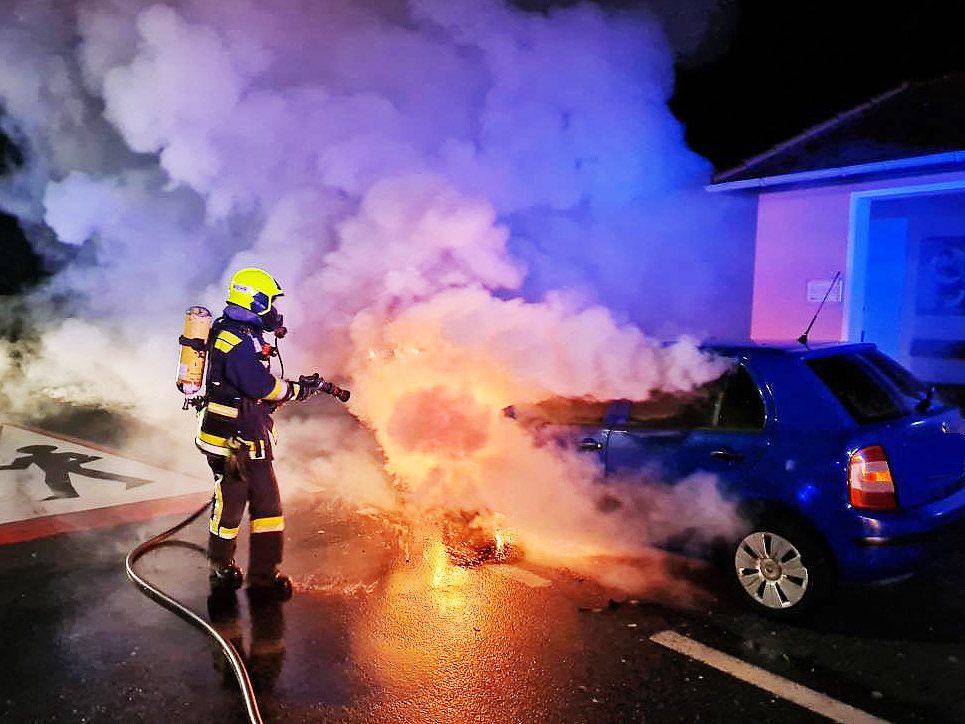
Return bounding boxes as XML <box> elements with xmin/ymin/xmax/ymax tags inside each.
<box><xmin>3</xmin><ymin>1</ymin><xmax>965</xmax><ymax>293</ymax></box>
<box><xmin>667</xmin><ymin>0</ymin><xmax>965</xmax><ymax>171</ymax></box>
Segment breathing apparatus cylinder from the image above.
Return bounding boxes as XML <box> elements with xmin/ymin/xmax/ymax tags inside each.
<box><xmin>177</xmin><ymin>306</ymin><xmax>213</xmax><ymax>397</ymax></box>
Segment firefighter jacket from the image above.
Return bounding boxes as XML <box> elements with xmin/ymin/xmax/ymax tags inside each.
<box><xmin>195</xmin><ymin>307</ymin><xmax>291</xmax><ymax>461</ymax></box>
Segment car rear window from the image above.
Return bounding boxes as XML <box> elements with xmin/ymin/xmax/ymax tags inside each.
<box><xmin>862</xmin><ymin>349</ymin><xmax>931</xmax><ymax>402</ymax></box>
<box><xmin>806</xmin><ymin>353</ymin><xmax>914</xmax><ymax>424</ymax></box>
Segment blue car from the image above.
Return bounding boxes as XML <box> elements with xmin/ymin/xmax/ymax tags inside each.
<box><xmin>512</xmin><ymin>342</ymin><xmax>965</xmax><ymax>618</ymax></box>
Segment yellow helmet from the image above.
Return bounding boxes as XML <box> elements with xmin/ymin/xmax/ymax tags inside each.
<box><xmin>226</xmin><ymin>267</ymin><xmax>284</xmax><ymax>316</ymax></box>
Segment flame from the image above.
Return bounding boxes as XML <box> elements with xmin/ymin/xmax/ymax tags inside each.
<box><xmin>352</xmin><ymin>332</ymin><xmax>526</xmax><ymax>506</ymax></box>
<box><xmin>425</xmin><ymin>538</ymin><xmax>469</xmax><ymax>611</ymax></box>
<box><xmin>347</xmin><ymin>295</ymin><xmax>656</xmax><ymax>582</ymax></box>
<box><xmin>426</xmin><ymin>538</ymin><xmax>467</xmax><ymax>589</ymax></box>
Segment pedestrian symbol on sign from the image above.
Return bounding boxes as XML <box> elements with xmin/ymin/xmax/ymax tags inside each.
<box><xmin>0</xmin><ymin>445</ymin><xmax>152</xmax><ymax>500</ymax></box>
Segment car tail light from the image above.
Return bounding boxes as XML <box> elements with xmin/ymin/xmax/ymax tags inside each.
<box><xmin>848</xmin><ymin>445</ymin><xmax>897</xmax><ymax>510</ymax></box>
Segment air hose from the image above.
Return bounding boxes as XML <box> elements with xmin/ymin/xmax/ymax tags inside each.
<box><xmin>125</xmin><ymin>502</ymin><xmax>264</xmax><ymax>724</ymax></box>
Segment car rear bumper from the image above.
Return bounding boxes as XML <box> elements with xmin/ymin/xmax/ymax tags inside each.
<box><xmin>837</xmin><ymin>481</ymin><xmax>965</xmax><ymax>583</ymax></box>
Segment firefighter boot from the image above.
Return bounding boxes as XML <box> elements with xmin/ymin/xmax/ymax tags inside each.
<box><xmin>209</xmin><ymin>561</ymin><xmax>244</xmax><ymax>592</ymax></box>
<box><xmin>247</xmin><ymin>570</ymin><xmax>293</xmax><ymax>602</ymax></box>
<box><xmin>249</xmin><ymin>526</ymin><xmax>289</xmax><ymax>600</ymax></box>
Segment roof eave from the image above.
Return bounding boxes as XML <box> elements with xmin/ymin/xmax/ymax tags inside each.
<box><xmin>705</xmin><ymin>150</ymin><xmax>965</xmax><ymax>193</ymax></box>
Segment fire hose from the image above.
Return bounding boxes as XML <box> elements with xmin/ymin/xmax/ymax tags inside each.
<box><xmin>125</xmin><ymin>502</ymin><xmax>264</xmax><ymax>724</ymax></box>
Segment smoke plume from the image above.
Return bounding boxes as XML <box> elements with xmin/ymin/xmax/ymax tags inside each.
<box><xmin>0</xmin><ymin>0</ymin><xmax>751</xmax><ymax>593</ymax></box>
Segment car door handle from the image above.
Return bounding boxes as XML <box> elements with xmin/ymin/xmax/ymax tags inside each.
<box><xmin>710</xmin><ymin>449</ymin><xmax>744</xmax><ymax>461</ymax></box>
<box><xmin>578</xmin><ymin>439</ymin><xmax>603</xmax><ymax>452</ymax></box>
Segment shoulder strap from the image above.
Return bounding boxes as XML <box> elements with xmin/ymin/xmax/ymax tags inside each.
<box><xmin>210</xmin><ymin>317</ymin><xmax>257</xmax><ymax>354</ymax></box>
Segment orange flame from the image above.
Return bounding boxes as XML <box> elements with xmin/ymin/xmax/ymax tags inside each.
<box><xmin>424</xmin><ymin>538</ymin><xmax>469</xmax><ymax>612</ymax></box>
<box><xmin>426</xmin><ymin>538</ymin><xmax>468</xmax><ymax>590</ymax></box>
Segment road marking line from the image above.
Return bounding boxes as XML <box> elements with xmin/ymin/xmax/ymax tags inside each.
<box><xmin>0</xmin><ymin>492</ymin><xmax>210</xmax><ymax>545</ymax></box>
<box><xmin>650</xmin><ymin>630</ymin><xmax>890</xmax><ymax>724</ymax></box>
<box><xmin>488</xmin><ymin>564</ymin><xmax>552</xmax><ymax>588</ymax></box>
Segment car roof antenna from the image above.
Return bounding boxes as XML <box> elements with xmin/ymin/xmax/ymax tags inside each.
<box><xmin>797</xmin><ymin>271</ymin><xmax>841</xmax><ymax>349</ymax></box>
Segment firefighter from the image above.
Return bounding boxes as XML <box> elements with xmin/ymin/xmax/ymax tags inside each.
<box><xmin>196</xmin><ymin>267</ymin><xmax>322</xmax><ymax>600</ymax></box>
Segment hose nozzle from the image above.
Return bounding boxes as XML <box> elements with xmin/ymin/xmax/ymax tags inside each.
<box><xmin>298</xmin><ymin>374</ymin><xmax>350</xmax><ymax>403</ymax></box>
<box><xmin>320</xmin><ymin>379</ymin><xmax>351</xmax><ymax>403</ymax></box>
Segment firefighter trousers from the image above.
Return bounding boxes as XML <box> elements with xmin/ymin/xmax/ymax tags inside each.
<box><xmin>206</xmin><ymin>453</ymin><xmax>284</xmax><ymax>581</ymax></box>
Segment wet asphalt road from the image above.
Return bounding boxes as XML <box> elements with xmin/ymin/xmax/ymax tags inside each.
<box><xmin>2</xmin><ymin>496</ymin><xmax>965</xmax><ymax>724</ymax></box>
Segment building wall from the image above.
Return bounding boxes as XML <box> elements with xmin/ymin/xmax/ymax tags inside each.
<box><xmin>749</xmin><ymin>169</ymin><xmax>965</xmax><ymax>343</ymax></box>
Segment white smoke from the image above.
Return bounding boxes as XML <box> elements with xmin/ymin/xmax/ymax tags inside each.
<box><xmin>0</xmin><ymin>0</ymin><xmax>751</xmax><ymax>593</ymax></box>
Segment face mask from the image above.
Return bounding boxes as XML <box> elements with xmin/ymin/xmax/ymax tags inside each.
<box><xmin>261</xmin><ymin>307</ymin><xmax>284</xmax><ymax>334</ymax></box>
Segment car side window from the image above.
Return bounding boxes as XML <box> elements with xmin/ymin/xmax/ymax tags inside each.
<box><xmin>715</xmin><ymin>366</ymin><xmax>766</xmax><ymax>431</ymax></box>
<box><xmin>622</xmin><ymin>382</ymin><xmax>722</xmax><ymax>430</ymax></box>
<box><xmin>513</xmin><ymin>398</ymin><xmax>610</xmax><ymax>427</ymax></box>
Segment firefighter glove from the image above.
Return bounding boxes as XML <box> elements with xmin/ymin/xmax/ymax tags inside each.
<box><xmin>290</xmin><ymin>373</ymin><xmax>322</xmax><ymax>401</ymax></box>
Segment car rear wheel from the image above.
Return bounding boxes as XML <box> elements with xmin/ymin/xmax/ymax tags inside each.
<box><xmin>732</xmin><ymin>517</ymin><xmax>832</xmax><ymax>619</ymax></box>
